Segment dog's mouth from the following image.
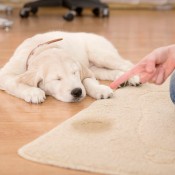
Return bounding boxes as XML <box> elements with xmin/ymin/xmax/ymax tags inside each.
<box><xmin>71</xmin><ymin>96</ymin><xmax>84</xmax><ymax>102</ymax></box>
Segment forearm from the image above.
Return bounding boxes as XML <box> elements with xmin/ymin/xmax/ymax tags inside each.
<box><xmin>167</xmin><ymin>44</ymin><xmax>175</xmax><ymax>69</ymax></box>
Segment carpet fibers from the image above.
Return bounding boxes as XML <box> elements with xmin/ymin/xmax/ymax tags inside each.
<box><xmin>18</xmin><ymin>80</ymin><xmax>175</xmax><ymax>175</ymax></box>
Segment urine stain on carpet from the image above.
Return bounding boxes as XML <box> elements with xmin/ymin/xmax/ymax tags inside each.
<box><xmin>72</xmin><ymin>119</ymin><xmax>112</xmax><ymax>133</ymax></box>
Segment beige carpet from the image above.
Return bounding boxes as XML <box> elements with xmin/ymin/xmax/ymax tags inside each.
<box><xmin>18</xmin><ymin>80</ymin><xmax>175</xmax><ymax>175</ymax></box>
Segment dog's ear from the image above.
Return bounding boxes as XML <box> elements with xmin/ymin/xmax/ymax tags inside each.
<box><xmin>77</xmin><ymin>62</ymin><xmax>94</xmax><ymax>81</ymax></box>
<box><xmin>17</xmin><ymin>70</ymin><xmax>43</xmax><ymax>87</ymax></box>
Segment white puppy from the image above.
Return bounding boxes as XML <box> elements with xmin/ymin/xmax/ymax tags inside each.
<box><xmin>0</xmin><ymin>31</ymin><xmax>140</xmax><ymax>103</ymax></box>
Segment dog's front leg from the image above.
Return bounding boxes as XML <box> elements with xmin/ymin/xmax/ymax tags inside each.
<box><xmin>0</xmin><ymin>74</ymin><xmax>46</xmax><ymax>104</ymax></box>
<box><xmin>83</xmin><ymin>78</ymin><xmax>113</xmax><ymax>100</ymax></box>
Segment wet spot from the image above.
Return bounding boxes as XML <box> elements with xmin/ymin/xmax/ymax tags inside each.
<box><xmin>72</xmin><ymin>119</ymin><xmax>112</xmax><ymax>133</ymax></box>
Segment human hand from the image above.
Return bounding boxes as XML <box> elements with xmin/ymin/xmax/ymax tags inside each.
<box><xmin>110</xmin><ymin>45</ymin><xmax>175</xmax><ymax>89</ymax></box>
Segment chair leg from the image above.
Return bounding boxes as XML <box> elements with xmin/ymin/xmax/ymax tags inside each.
<box><xmin>19</xmin><ymin>0</ymin><xmax>109</xmax><ymax>21</ymax></box>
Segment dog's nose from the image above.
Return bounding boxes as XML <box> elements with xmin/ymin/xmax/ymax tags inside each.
<box><xmin>71</xmin><ymin>88</ymin><xmax>82</xmax><ymax>98</ymax></box>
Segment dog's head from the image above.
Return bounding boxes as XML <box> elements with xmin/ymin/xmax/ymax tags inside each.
<box><xmin>18</xmin><ymin>48</ymin><xmax>93</xmax><ymax>102</ymax></box>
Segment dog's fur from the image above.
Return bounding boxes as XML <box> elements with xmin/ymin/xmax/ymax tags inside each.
<box><xmin>0</xmin><ymin>31</ymin><xmax>140</xmax><ymax>103</ymax></box>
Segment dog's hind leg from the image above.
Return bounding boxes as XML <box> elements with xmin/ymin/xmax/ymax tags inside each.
<box><xmin>90</xmin><ymin>66</ymin><xmax>140</xmax><ymax>87</ymax></box>
<box><xmin>90</xmin><ymin>66</ymin><xmax>124</xmax><ymax>81</ymax></box>
<box><xmin>88</xmin><ymin>50</ymin><xmax>140</xmax><ymax>86</ymax></box>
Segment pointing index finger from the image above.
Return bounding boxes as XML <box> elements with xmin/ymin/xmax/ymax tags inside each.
<box><xmin>109</xmin><ymin>64</ymin><xmax>145</xmax><ymax>89</ymax></box>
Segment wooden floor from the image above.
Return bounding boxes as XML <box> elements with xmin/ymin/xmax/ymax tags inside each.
<box><xmin>0</xmin><ymin>7</ymin><xmax>175</xmax><ymax>175</ymax></box>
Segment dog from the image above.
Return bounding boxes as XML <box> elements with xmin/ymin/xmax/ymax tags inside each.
<box><xmin>0</xmin><ymin>31</ymin><xmax>140</xmax><ymax>103</ymax></box>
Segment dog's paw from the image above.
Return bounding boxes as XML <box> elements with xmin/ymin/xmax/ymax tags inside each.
<box><xmin>115</xmin><ymin>72</ymin><xmax>141</xmax><ymax>88</ymax></box>
<box><xmin>128</xmin><ymin>75</ymin><xmax>141</xmax><ymax>87</ymax></box>
<box><xmin>94</xmin><ymin>85</ymin><xmax>113</xmax><ymax>100</ymax></box>
<box><xmin>22</xmin><ymin>88</ymin><xmax>46</xmax><ymax>104</ymax></box>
